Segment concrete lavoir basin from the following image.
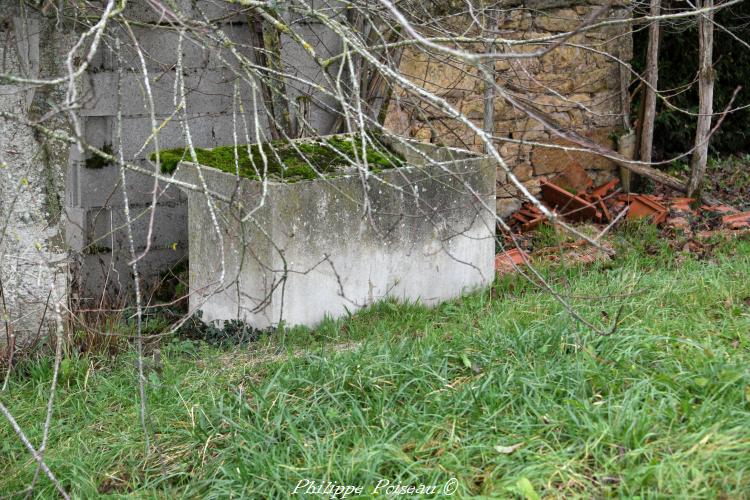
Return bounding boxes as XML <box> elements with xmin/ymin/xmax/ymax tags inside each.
<box><xmin>175</xmin><ymin>135</ymin><xmax>496</xmax><ymax>329</ymax></box>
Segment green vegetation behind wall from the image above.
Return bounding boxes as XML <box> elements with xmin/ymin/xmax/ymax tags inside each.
<box><xmin>632</xmin><ymin>1</ymin><xmax>750</xmax><ymax>159</ymax></box>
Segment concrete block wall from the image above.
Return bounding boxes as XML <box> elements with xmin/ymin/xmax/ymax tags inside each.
<box><xmin>67</xmin><ymin>1</ymin><xmax>343</xmax><ymax>306</ymax></box>
<box><xmin>66</xmin><ymin>5</ymin><xmax>261</xmax><ymax>305</ymax></box>
<box><xmin>280</xmin><ymin>21</ymin><xmax>343</xmax><ymax>134</ymax></box>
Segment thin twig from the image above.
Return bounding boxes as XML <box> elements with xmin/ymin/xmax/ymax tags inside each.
<box><xmin>0</xmin><ymin>401</ymin><xmax>70</xmax><ymax>499</ymax></box>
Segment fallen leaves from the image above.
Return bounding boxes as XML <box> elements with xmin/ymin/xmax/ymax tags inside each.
<box><xmin>494</xmin><ymin>443</ymin><xmax>524</xmax><ymax>454</ymax></box>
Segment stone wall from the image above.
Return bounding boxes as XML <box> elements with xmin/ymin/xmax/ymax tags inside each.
<box><xmin>384</xmin><ymin>2</ymin><xmax>633</xmax><ymax>216</ymax></box>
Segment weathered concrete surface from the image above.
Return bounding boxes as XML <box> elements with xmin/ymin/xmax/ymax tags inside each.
<box><xmin>66</xmin><ymin>2</ymin><xmax>343</xmax><ymax>305</ymax></box>
<box><xmin>65</xmin><ymin>15</ymin><xmax>257</xmax><ymax>304</ymax></box>
<box><xmin>0</xmin><ymin>10</ymin><xmax>73</xmax><ymax>346</ymax></box>
<box><xmin>176</xmin><ymin>137</ymin><xmax>495</xmax><ymax>328</ymax></box>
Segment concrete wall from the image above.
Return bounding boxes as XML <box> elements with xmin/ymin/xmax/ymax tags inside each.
<box><xmin>176</xmin><ymin>138</ymin><xmax>495</xmax><ymax>328</ymax></box>
<box><xmin>66</xmin><ymin>7</ymin><xmax>251</xmax><ymax>307</ymax></box>
<box><xmin>65</xmin><ymin>1</ymin><xmax>343</xmax><ymax>308</ymax></box>
<box><xmin>0</xmin><ymin>8</ymin><xmax>73</xmax><ymax>346</ymax></box>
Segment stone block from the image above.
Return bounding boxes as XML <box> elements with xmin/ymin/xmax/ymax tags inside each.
<box><xmin>460</xmin><ymin>97</ymin><xmax>486</xmax><ymax>119</ymax></box>
<box><xmin>531</xmin><ymin>128</ymin><xmax>618</xmax><ymax>175</ymax></box>
<box><xmin>533</xmin><ymin>73</ymin><xmax>576</xmax><ymax>94</ymax></box>
<box><xmin>68</xmin><ymin>159</ymin><xmax>185</xmax><ymax>208</ymax></box>
<box><xmin>496</xmin><ymin>197</ymin><xmax>522</xmax><ymax>218</ymax></box>
<box><xmin>532</xmin><ymin>157</ymin><xmax>560</xmax><ymax>176</ymax></box>
<box><xmin>523</xmin><ymin>178</ymin><xmax>542</xmax><ymax>197</ymax></box>
<box><xmin>383</xmin><ymin>101</ymin><xmax>411</xmax><ymax>136</ymax></box>
<box><xmin>512</xmin><ymin>118</ymin><xmax>548</xmax><ymax>142</ymax></box>
<box><xmin>72</xmin><ymin>246</ymin><xmax>186</xmax><ymax>306</ymax></box>
<box><xmin>534</xmin><ymin>9</ymin><xmax>580</xmax><ymax>33</ymax></box>
<box><xmin>514</xmin><ymin>128</ymin><xmax>550</xmax><ymax>142</ymax></box>
<box><xmin>428</xmin><ymin>120</ymin><xmax>478</xmax><ymax>150</ymax></box>
<box><xmin>531</xmin><ymin>94</ymin><xmax>564</xmax><ymax>111</ymax></box>
<box><xmin>499</xmin><ymin>10</ymin><xmax>532</xmax><ymax>30</ymax></box>
<box><xmin>498</xmin><ymin>141</ymin><xmax>521</xmax><ymax>159</ymax></box>
<box><xmin>80</xmin><ymin>66</ymin><xmax>256</xmax><ymax>117</ymax></box>
<box><xmin>398</xmin><ymin>48</ymin><xmax>477</xmax><ymax>97</ymax></box>
<box><xmin>511</xmin><ymin>163</ymin><xmax>533</xmax><ymax>182</ymax></box>
<box><xmin>412</xmin><ymin>127</ymin><xmax>432</xmax><ymax>142</ymax></box>
<box><xmin>493</xmin><ymin>96</ymin><xmax>510</xmax><ymax>116</ymax></box>
<box><xmin>174</xmin><ymin>135</ymin><xmax>495</xmax><ymax>329</ymax></box>
<box><xmin>541</xmin><ymin>45</ymin><xmax>582</xmax><ymax>70</ymax></box>
<box><xmin>573</xmin><ymin>67</ymin><xmax>618</xmax><ymax>93</ymax></box>
<box><xmin>494</xmin><ymin>59</ymin><xmax>511</xmax><ymax>72</ymax></box>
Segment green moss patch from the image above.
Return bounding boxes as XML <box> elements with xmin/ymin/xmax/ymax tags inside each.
<box><xmin>84</xmin><ymin>143</ymin><xmax>114</xmax><ymax>169</ymax></box>
<box><xmin>153</xmin><ymin>134</ymin><xmax>405</xmax><ymax>182</ymax></box>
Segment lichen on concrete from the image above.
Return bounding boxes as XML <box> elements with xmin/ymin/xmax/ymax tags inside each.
<box><xmin>0</xmin><ymin>9</ymin><xmax>73</xmax><ymax>346</ymax></box>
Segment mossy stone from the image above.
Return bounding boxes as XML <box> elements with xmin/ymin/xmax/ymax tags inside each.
<box><xmin>153</xmin><ymin>134</ymin><xmax>405</xmax><ymax>183</ymax></box>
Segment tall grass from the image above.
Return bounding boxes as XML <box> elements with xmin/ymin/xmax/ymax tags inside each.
<box><xmin>2</xmin><ymin>232</ymin><xmax>749</xmax><ymax>498</ymax></box>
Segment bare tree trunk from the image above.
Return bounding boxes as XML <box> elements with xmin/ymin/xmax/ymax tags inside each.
<box><xmin>688</xmin><ymin>0</ymin><xmax>715</xmax><ymax>197</ymax></box>
<box><xmin>249</xmin><ymin>13</ymin><xmax>293</xmax><ymax>140</ymax></box>
<box><xmin>483</xmin><ymin>70</ymin><xmax>495</xmax><ymax>155</ymax></box>
<box><xmin>639</xmin><ymin>0</ymin><xmax>661</xmax><ymax>165</ymax></box>
<box><xmin>483</xmin><ymin>11</ymin><xmax>496</xmax><ymax>155</ymax></box>
<box><xmin>618</xmin><ymin>33</ymin><xmax>633</xmax><ymax>192</ymax></box>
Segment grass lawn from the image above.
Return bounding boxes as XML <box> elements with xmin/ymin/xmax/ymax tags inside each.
<box><xmin>2</xmin><ymin>226</ymin><xmax>750</xmax><ymax>498</ymax></box>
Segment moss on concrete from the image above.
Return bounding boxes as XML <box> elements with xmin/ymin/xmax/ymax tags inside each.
<box><xmin>154</xmin><ymin>135</ymin><xmax>405</xmax><ymax>182</ymax></box>
<box><xmin>84</xmin><ymin>143</ymin><xmax>114</xmax><ymax>169</ymax></box>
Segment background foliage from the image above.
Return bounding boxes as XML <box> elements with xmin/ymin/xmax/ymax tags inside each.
<box><xmin>632</xmin><ymin>1</ymin><xmax>750</xmax><ymax>159</ymax></box>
